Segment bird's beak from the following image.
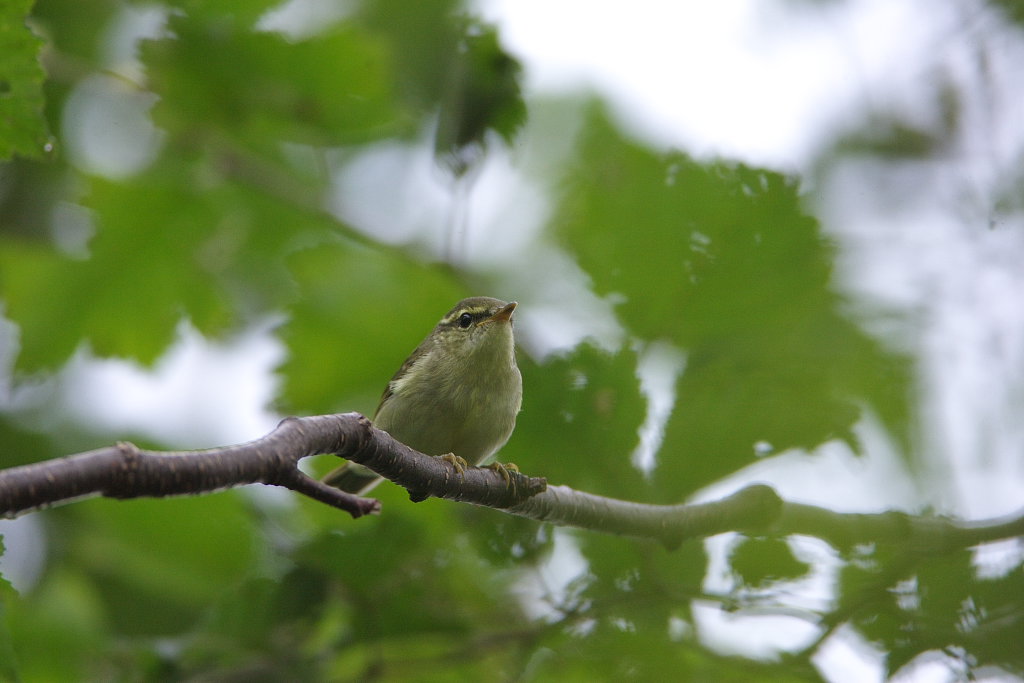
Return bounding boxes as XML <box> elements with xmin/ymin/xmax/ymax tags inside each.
<box><xmin>483</xmin><ymin>301</ymin><xmax>517</xmax><ymax>325</ymax></box>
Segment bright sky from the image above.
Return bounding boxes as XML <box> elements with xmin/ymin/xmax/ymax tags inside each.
<box><xmin>479</xmin><ymin>0</ymin><xmax>973</xmax><ymax>168</ymax></box>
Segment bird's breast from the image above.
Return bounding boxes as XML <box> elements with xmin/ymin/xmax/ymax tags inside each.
<box><xmin>376</xmin><ymin>357</ymin><xmax>521</xmax><ymax>466</ymax></box>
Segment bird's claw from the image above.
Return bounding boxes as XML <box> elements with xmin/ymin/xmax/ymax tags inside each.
<box><xmin>438</xmin><ymin>453</ymin><xmax>469</xmax><ymax>475</ymax></box>
<box><xmin>437</xmin><ymin>455</ymin><xmax>520</xmax><ymax>487</ymax></box>
<box><xmin>487</xmin><ymin>461</ymin><xmax>519</xmax><ymax>485</ymax></box>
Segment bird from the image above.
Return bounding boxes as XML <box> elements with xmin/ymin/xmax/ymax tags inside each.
<box><xmin>323</xmin><ymin>296</ymin><xmax>522</xmax><ymax>494</ymax></box>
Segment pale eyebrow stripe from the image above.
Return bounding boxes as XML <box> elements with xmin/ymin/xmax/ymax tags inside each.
<box><xmin>441</xmin><ymin>306</ymin><xmax>493</xmax><ymax>326</ymax></box>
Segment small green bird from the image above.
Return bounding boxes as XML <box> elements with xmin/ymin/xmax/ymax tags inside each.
<box><xmin>323</xmin><ymin>297</ymin><xmax>523</xmax><ymax>494</ymax></box>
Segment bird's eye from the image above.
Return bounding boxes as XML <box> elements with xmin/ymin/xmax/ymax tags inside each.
<box><xmin>458</xmin><ymin>312</ymin><xmax>473</xmax><ymax>328</ymax></box>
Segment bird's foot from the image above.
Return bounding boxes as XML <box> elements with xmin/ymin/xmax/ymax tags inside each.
<box><xmin>487</xmin><ymin>461</ymin><xmax>519</xmax><ymax>485</ymax></box>
<box><xmin>438</xmin><ymin>453</ymin><xmax>469</xmax><ymax>476</ymax></box>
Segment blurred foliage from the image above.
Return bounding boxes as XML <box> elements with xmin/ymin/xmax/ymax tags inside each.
<box><xmin>144</xmin><ymin>13</ymin><xmax>407</xmax><ymax>149</ymax></box>
<box><xmin>991</xmin><ymin>0</ymin><xmax>1024</xmax><ymax>25</ymax></box>
<box><xmin>730</xmin><ymin>537</ymin><xmax>811</xmax><ymax>588</ymax></box>
<box><xmin>0</xmin><ymin>537</ymin><xmax>16</xmax><ymax>683</ymax></box>
<box><xmin>839</xmin><ymin>546</ymin><xmax>1024</xmax><ymax>678</ymax></box>
<box><xmin>511</xmin><ymin>344</ymin><xmax>647</xmax><ymax>498</ymax></box>
<box><xmin>433</xmin><ymin>19</ymin><xmax>526</xmax><ymax>175</ymax></box>
<box><xmin>281</xmin><ymin>242</ymin><xmax>464</xmax><ymax>413</ymax></box>
<box><xmin>0</xmin><ymin>0</ymin><xmax>50</xmax><ymax>160</ymax></box>
<box><xmin>556</xmin><ymin>105</ymin><xmax>912</xmax><ymax>497</ymax></box>
<box><xmin>0</xmin><ymin>0</ymin><xmax>1020</xmax><ymax>681</ymax></box>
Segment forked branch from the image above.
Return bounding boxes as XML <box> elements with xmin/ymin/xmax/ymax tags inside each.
<box><xmin>1</xmin><ymin>413</ymin><xmax>1021</xmax><ymax>554</ymax></box>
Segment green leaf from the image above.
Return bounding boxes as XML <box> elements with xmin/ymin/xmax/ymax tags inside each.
<box><xmin>508</xmin><ymin>344</ymin><xmax>647</xmax><ymax>499</ymax></box>
<box><xmin>961</xmin><ymin>557</ymin><xmax>1024</xmax><ymax>676</ymax></box>
<box><xmin>554</xmin><ymin>103</ymin><xmax>913</xmax><ymax>496</ymax></box>
<box><xmin>187</xmin><ymin>571</ymin><xmax>331</xmax><ymax>678</ymax></box>
<box><xmin>729</xmin><ymin>537</ymin><xmax>811</xmax><ymax>587</ymax></box>
<box><xmin>0</xmin><ymin>415</ymin><xmax>55</xmax><ymax>469</ymax></box>
<box><xmin>280</xmin><ymin>242</ymin><xmax>464</xmax><ymax>413</ymax></box>
<box><xmin>433</xmin><ymin>19</ymin><xmax>526</xmax><ymax>174</ymax></box>
<box><xmin>0</xmin><ymin>536</ymin><xmax>22</xmax><ymax>683</ymax></box>
<box><xmin>355</xmin><ymin>5</ymin><xmax>526</xmax><ymax>173</ymax></box>
<box><xmin>0</xmin><ymin>0</ymin><xmax>51</xmax><ymax>159</ymax></box>
<box><xmin>0</xmin><ymin>156</ymin><xmax>338</xmax><ymax>371</ymax></box>
<box><xmin>5</xmin><ymin>565</ymin><xmax>109</xmax><ymax>681</ymax></box>
<box><xmin>144</xmin><ymin>14</ymin><xmax>407</xmax><ymax>151</ymax></box>
<box><xmin>295</xmin><ymin>512</ymin><xmax>509</xmax><ymax>656</ymax></box>
<box><xmin>356</xmin><ymin>0</ymin><xmax>462</xmax><ymax>110</ymax></box>
<box><xmin>28</xmin><ymin>0</ymin><xmax>119</xmax><ymax>66</ymax></box>
<box><xmin>462</xmin><ymin>512</ymin><xmax>554</xmax><ymax>567</ymax></box>
<box><xmin>532</xmin><ymin>534</ymin><xmax>716</xmax><ymax>680</ymax></box>
<box><xmin>839</xmin><ymin>546</ymin><xmax>1024</xmax><ymax>679</ymax></box>
<box><xmin>53</xmin><ymin>494</ymin><xmax>259</xmax><ymax>636</ymax></box>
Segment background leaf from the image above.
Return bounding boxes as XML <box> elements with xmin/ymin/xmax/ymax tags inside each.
<box><xmin>144</xmin><ymin>16</ymin><xmax>407</xmax><ymax>150</ymax></box>
<box><xmin>730</xmin><ymin>537</ymin><xmax>812</xmax><ymax>588</ymax></box>
<box><xmin>280</xmin><ymin>242</ymin><xmax>466</xmax><ymax>414</ymax></box>
<box><xmin>510</xmin><ymin>344</ymin><xmax>647</xmax><ymax>497</ymax></box>
<box><xmin>556</xmin><ymin>104</ymin><xmax>912</xmax><ymax>495</ymax></box>
<box><xmin>0</xmin><ymin>0</ymin><xmax>50</xmax><ymax>160</ymax></box>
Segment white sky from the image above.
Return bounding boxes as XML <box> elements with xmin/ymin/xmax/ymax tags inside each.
<box><xmin>479</xmin><ymin>0</ymin><xmax>972</xmax><ymax>168</ymax></box>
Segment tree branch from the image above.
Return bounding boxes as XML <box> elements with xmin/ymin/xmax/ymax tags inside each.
<box><xmin>0</xmin><ymin>413</ymin><xmax>542</xmax><ymax>519</ymax></box>
<box><xmin>506</xmin><ymin>483</ymin><xmax>783</xmax><ymax>548</ymax></box>
<box><xmin>505</xmin><ymin>482</ymin><xmax>1024</xmax><ymax>550</ymax></box>
<box><xmin>1</xmin><ymin>413</ymin><xmax>1021</xmax><ymax>557</ymax></box>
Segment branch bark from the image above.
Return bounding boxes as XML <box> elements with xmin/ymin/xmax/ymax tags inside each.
<box><xmin>1</xmin><ymin>413</ymin><xmax>1021</xmax><ymax>554</ymax></box>
<box><xmin>0</xmin><ymin>414</ymin><xmax>369</xmax><ymax>518</ymax></box>
<box><xmin>505</xmin><ymin>482</ymin><xmax>1024</xmax><ymax>551</ymax></box>
<box><xmin>0</xmin><ymin>413</ymin><xmax>547</xmax><ymax>519</ymax></box>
